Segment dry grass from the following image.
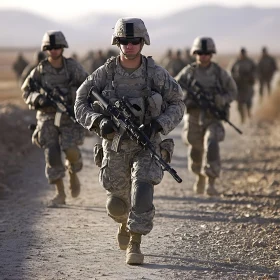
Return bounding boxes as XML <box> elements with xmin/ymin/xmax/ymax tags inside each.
<box><xmin>255</xmin><ymin>83</ymin><xmax>280</xmax><ymax>121</ymax></box>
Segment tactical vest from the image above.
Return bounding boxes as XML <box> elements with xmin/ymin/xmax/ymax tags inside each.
<box><xmin>187</xmin><ymin>62</ymin><xmax>225</xmax><ymax>95</ymax></box>
<box><xmin>37</xmin><ymin>57</ymin><xmax>76</xmax><ymax>106</ymax></box>
<box><xmin>102</xmin><ymin>55</ymin><xmax>162</xmax><ymax>125</ymax></box>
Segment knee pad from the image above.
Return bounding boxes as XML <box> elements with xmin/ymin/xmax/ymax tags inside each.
<box><xmin>131</xmin><ymin>181</ymin><xmax>154</xmax><ymax>213</ymax></box>
<box><xmin>106</xmin><ymin>196</ymin><xmax>128</xmax><ymax>217</ymax></box>
<box><xmin>64</xmin><ymin>146</ymin><xmax>81</xmax><ymax>163</ymax></box>
<box><xmin>45</xmin><ymin>144</ymin><xmax>62</xmax><ymax>167</ymax></box>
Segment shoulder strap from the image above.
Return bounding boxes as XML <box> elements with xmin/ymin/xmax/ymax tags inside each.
<box><xmin>104</xmin><ymin>56</ymin><xmax>117</xmax><ymax>90</ymax></box>
<box><xmin>146</xmin><ymin>56</ymin><xmax>156</xmax><ymax>93</ymax></box>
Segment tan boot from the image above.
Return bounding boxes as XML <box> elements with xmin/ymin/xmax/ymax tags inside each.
<box><xmin>117</xmin><ymin>223</ymin><xmax>130</xmax><ymax>250</ymax></box>
<box><xmin>126</xmin><ymin>232</ymin><xmax>144</xmax><ymax>265</ymax></box>
<box><xmin>193</xmin><ymin>174</ymin><xmax>205</xmax><ymax>194</ymax></box>
<box><xmin>206</xmin><ymin>177</ymin><xmax>219</xmax><ymax>196</ymax></box>
<box><xmin>49</xmin><ymin>178</ymin><xmax>66</xmax><ymax>207</ymax></box>
<box><xmin>69</xmin><ymin>172</ymin><xmax>81</xmax><ymax>198</ymax></box>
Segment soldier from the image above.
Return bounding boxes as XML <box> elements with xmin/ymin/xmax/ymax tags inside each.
<box><xmin>20</xmin><ymin>51</ymin><xmax>46</xmax><ymax>86</ymax></box>
<box><xmin>257</xmin><ymin>47</ymin><xmax>277</xmax><ymax>101</ymax></box>
<box><xmin>175</xmin><ymin>37</ymin><xmax>237</xmax><ymax>196</ymax></box>
<box><xmin>184</xmin><ymin>47</ymin><xmax>196</xmax><ymax>65</ymax></box>
<box><xmin>159</xmin><ymin>48</ymin><xmax>173</xmax><ymax>70</ymax></box>
<box><xmin>21</xmin><ymin>30</ymin><xmax>88</xmax><ymax>206</ymax></box>
<box><xmin>13</xmin><ymin>52</ymin><xmax>28</xmax><ymax>81</ymax></box>
<box><xmin>166</xmin><ymin>49</ymin><xmax>186</xmax><ymax>77</ymax></box>
<box><xmin>90</xmin><ymin>49</ymin><xmax>107</xmax><ymax>73</ymax></box>
<box><xmin>231</xmin><ymin>48</ymin><xmax>256</xmax><ymax>123</ymax></box>
<box><xmin>74</xmin><ymin>17</ymin><xmax>184</xmax><ymax>265</ymax></box>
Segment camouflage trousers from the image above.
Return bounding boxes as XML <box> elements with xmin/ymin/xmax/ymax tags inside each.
<box><xmin>182</xmin><ymin>117</ymin><xmax>225</xmax><ymax>178</ymax></box>
<box><xmin>259</xmin><ymin>76</ymin><xmax>273</xmax><ymax>97</ymax></box>
<box><xmin>32</xmin><ymin>118</ymin><xmax>85</xmax><ymax>183</ymax></box>
<box><xmin>100</xmin><ymin>138</ymin><xmax>163</xmax><ymax>235</ymax></box>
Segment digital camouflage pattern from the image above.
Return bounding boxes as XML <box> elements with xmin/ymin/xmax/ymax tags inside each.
<box><xmin>175</xmin><ymin>62</ymin><xmax>237</xmax><ymax>178</ymax></box>
<box><xmin>75</xmin><ymin>55</ymin><xmax>184</xmax><ymax>234</ymax></box>
<box><xmin>21</xmin><ymin>57</ymin><xmax>88</xmax><ymax>183</ymax></box>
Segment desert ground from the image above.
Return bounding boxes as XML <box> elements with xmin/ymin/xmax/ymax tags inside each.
<box><xmin>0</xmin><ymin>50</ymin><xmax>279</xmax><ymax>280</ymax></box>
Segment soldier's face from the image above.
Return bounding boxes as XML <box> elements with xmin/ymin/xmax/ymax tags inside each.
<box><xmin>47</xmin><ymin>47</ymin><xmax>63</xmax><ymax>60</ymax></box>
<box><xmin>196</xmin><ymin>52</ymin><xmax>212</xmax><ymax>65</ymax></box>
<box><xmin>119</xmin><ymin>37</ymin><xmax>142</xmax><ymax>59</ymax></box>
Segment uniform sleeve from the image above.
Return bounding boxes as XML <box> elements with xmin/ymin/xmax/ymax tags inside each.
<box><xmin>73</xmin><ymin>61</ymin><xmax>89</xmax><ymax>87</ymax></box>
<box><xmin>153</xmin><ymin>66</ymin><xmax>185</xmax><ymax>135</ymax></box>
<box><xmin>21</xmin><ymin>68</ymin><xmax>41</xmax><ymax>109</ymax></box>
<box><xmin>74</xmin><ymin>66</ymin><xmax>107</xmax><ymax>130</ymax></box>
<box><xmin>220</xmin><ymin>68</ymin><xmax>238</xmax><ymax>103</ymax></box>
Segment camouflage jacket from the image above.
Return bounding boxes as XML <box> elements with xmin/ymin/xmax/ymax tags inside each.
<box><xmin>21</xmin><ymin>57</ymin><xmax>88</xmax><ymax>121</ymax></box>
<box><xmin>74</xmin><ymin>55</ymin><xmax>185</xmax><ymax>136</ymax></box>
<box><xmin>175</xmin><ymin>62</ymin><xmax>237</xmax><ymax>114</ymax></box>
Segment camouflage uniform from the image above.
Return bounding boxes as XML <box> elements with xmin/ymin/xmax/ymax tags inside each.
<box><xmin>231</xmin><ymin>48</ymin><xmax>256</xmax><ymax>123</ymax></box>
<box><xmin>75</xmin><ymin>18</ymin><xmax>184</xmax><ymax>264</ymax></box>
<box><xmin>20</xmin><ymin>51</ymin><xmax>46</xmax><ymax>86</ymax></box>
<box><xmin>176</xmin><ymin>37</ymin><xmax>237</xmax><ymax>195</ymax></box>
<box><xmin>257</xmin><ymin>47</ymin><xmax>277</xmax><ymax>99</ymax></box>
<box><xmin>21</xmin><ymin>31</ymin><xmax>88</xmax><ymax>205</ymax></box>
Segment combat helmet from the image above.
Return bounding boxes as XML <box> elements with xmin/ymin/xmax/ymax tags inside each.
<box><xmin>41</xmin><ymin>30</ymin><xmax>68</xmax><ymax>51</ymax></box>
<box><xmin>111</xmin><ymin>18</ymin><xmax>150</xmax><ymax>45</ymax></box>
<box><xmin>190</xmin><ymin>37</ymin><xmax>216</xmax><ymax>55</ymax></box>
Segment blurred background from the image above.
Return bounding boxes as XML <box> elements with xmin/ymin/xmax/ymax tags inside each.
<box><xmin>1</xmin><ymin>0</ymin><xmax>280</xmax><ymax>139</ymax></box>
<box><xmin>1</xmin><ymin>0</ymin><xmax>280</xmax><ymax>102</ymax></box>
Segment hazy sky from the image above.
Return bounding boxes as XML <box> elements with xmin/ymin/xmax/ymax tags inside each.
<box><xmin>1</xmin><ymin>0</ymin><xmax>280</xmax><ymax>20</ymax></box>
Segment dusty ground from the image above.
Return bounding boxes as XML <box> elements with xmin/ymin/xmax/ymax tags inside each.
<box><xmin>0</xmin><ymin>52</ymin><xmax>280</xmax><ymax>280</ymax></box>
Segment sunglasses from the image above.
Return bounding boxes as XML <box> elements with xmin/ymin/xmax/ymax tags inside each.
<box><xmin>118</xmin><ymin>37</ymin><xmax>142</xmax><ymax>45</ymax></box>
<box><xmin>45</xmin><ymin>45</ymin><xmax>62</xmax><ymax>51</ymax></box>
<box><xmin>196</xmin><ymin>51</ymin><xmax>211</xmax><ymax>56</ymax></box>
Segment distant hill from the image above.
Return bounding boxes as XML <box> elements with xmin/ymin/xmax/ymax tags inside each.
<box><xmin>1</xmin><ymin>5</ymin><xmax>280</xmax><ymax>55</ymax></box>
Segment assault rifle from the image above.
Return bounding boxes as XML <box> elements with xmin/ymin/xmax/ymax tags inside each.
<box><xmin>182</xmin><ymin>78</ymin><xmax>242</xmax><ymax>135</ymax></box>
<box><xmin>29</xmin><ymin>78</ymin><xmax>76</xmax><ymax>127</ymax></box>
<box><xmin>90</xmin><ymin>88</ymin><xmax>182</xmax><ymax>183</ymax></box>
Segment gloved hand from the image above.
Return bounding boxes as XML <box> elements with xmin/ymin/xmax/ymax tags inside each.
<box><xmin>144</xmin><ymin>119</ymin><xmax>163</xmax><ymax>138</ymax></box>
<box><xmin>36</xmin><ymin>95</ymin><xmax>52</xmax><ymax>108</ymax></box>
<box><xmin>99</xmin><ymin>118</ymin><xmax>115</xmax><ymax>138</ymax></box>
<box><xmin>215</xmin><ymin>95</ymin><xmax>226</xmax><ymax>108</ymax></box>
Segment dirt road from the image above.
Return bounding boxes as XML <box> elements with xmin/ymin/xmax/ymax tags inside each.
<box><xmin>1</xmin><ymin>89</ymin><xmax>280</xmax><ymax>279</ymax></box>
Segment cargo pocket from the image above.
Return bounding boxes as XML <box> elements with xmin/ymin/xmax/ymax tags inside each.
<box><xmin>93</xmin><ymin>143</ymin><xmax>104</xmax><ymax>167</ymax></box>
<box><xmin>99</xmin><ymin>157</ymin><xmax>112</xmax><ymax>191</ymax></box>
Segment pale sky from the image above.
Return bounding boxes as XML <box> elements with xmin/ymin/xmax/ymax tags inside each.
<box><xmin>1</xmin><ymin>0</ymin><xmax>280</xmax><ymax>20</ymax></box>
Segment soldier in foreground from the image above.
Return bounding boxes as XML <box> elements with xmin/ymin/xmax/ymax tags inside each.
<box><xmin>21</xmin><ymin>30</ymin><xmax>88</xmax><ymax>206</ymax></box>
<box><xmin>231</xmin><ymin>48</ymin><xmax>256</xmax><ymax>123</ymax></box>
<box><xmin>257</xmin><ymin>47</ymin><xmax>278</xmax><ymax>101</ymax></box>
<box><xmin>74</xmin><ymin>17</ymin><xmax>184</xmax><ymax>265</ymax></box>
<box><xmin>175</xmin><ymin>37</ymin><xmax>237</xmax><ymax>196</ymax></box>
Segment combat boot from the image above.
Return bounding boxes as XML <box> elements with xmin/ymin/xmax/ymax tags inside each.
<box><xmin>117</xmin><ymin>223</ymin><xmax>130</xmax><ymax>250</ymax></box>
<box><xmin>206</xmin><ymin>177</ymin><xmax>219</xmax><ymax>196</ymax></box>
<box><xmin>126</xmin><ymin>232</ymin><xmax>144</xmax><ymax>265</ymax></box>
<box><xmin>49</xmin><ymin>178</ymin><xmax>66</xmax><ymax>206</ymax></box>
<box><xmin>193</xmin><ymin>174</ymin><xmax>206</xmax><ymax>194</ymax></box>
<box><xmin>69</xmin><ymin>172</ymin><xmax>81</xmax><ymax>198</ymax></box>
